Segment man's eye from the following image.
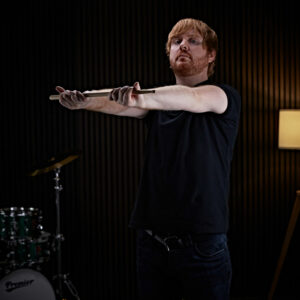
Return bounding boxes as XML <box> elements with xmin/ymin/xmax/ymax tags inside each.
<box><xmin>190</xmin><ymin>39</ymin><xmax>200</xmax><ymax>44</ymax></box>
<box><xmin>173</xmin><ymin>39</ymin><xmax>182</xmax><ymax>44</ymax></box>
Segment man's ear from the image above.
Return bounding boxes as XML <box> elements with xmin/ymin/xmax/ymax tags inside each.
<box><xmin>208</xmin><ymin>50</ymin><xmax>216</xmax><ymax>63</ymax></box>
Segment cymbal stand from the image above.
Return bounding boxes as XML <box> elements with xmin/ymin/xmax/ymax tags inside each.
<box><xmin>53</xmin><ymin>167</ymin><xmax>80</xmax><ymax>300</ymax></box>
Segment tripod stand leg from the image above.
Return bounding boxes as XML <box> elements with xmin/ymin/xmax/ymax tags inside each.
<box><xmin>64</xmin><ymin>275</ymin><xmax>81</xmax><ymax>300</ymax></box>
<box><xmin>53</xmin><ymin>168</ymin><xmax>80</xmax><ymax>299</ymax></box>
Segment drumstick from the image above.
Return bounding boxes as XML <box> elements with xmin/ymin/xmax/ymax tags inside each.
<box><xmin>49</xmin><ymin>89</ymin><xmax>155</xmax><ymax>100</ymax></box>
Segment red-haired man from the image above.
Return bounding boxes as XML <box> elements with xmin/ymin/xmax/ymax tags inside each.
<box><xmin>57</xmin><ymin>18</ymin><xmax>241</xmax><ymax>300</ymax></box>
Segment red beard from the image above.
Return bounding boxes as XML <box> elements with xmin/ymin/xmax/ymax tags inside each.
<box><xmin>170</xmin><ymin>53</ymin><xmax>209</xmax><ymax>77</ymax></box>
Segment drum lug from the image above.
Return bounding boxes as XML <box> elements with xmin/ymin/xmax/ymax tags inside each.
<box><xmin>55</xmin><ymin>233</ymin><xmax>65</xmax><ymax>242</ymax></box>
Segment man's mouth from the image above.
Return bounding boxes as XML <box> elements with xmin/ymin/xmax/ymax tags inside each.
<box><xmin>176</xmin><ymin>53</ymin><xmax>191</xmax><ymax>61</ymax></box>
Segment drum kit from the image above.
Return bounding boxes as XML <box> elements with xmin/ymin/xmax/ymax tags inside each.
<box><xmin>0</xmin><ymin>151</ymin><xmax>81</xmax><ymax>300</ymax></box>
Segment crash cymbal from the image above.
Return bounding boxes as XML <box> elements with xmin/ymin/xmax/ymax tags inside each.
<box><xmin>29</xmin><ymin>150</ymin><xmax>81</xmax><ymax>176</ymax></box>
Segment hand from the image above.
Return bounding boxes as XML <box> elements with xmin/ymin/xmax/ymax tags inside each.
<box><xmin>108</xmin><ymin>82</ymin><xmax>143</xmax><ymax>107</ymax></box>
<box><xmin>55</xmin><ymin>86</ymin><xmax>90</xmax><ymax>110</ymax></box>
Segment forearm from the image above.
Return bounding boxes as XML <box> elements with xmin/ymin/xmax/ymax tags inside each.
<box><xmin>133</xmin><ymin>84</ymin><xmax>227</xmax><ymax>114</ymax></box>
<box><xmin>83</xmin><ymin>89</ymin><xmax>125</xmax><ymax>113</ymax></box>
<box><xmin>140</xmin><ymin>85</ymin><xmax>196</xmax><ymax>111</ymax></box>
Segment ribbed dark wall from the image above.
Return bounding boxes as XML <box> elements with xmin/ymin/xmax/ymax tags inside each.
<box><xmin>1</xmin><ymin>0</ymin><xmax>299</xmax><ymax>298</ymax></box>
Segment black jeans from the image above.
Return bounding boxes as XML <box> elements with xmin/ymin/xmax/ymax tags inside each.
<box><xmin>136</xmin><ymin>230</ymin><xmax>232</xmax><ymax>300</ymax></box>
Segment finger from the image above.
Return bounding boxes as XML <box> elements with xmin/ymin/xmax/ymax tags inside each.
<box><xmin>75</xmin><ymin>90</ymin><xmax>85</xmax><ymax>102</ymax></box>
<box><xmin>63</xmin><ymin>99</ymin><xmax>74</xmax><ymax>109</ymax></box>
<box><xmin>70</xmin><ymin>90</ymin><xmax>80</xmax><ymax>102</ymax></box>
<box><xmin>56</xmin><ymin>86</ymin><xmax>65</xmax><ymax>93</ymax></box>
<box><xmin>60</xmin><ymin>91</ymin><xmax>74</xmax><ymax>105</ymax></box>
<box><xmin>60</xmin><ymin>95</ymin><xmax>74</xmax><ymax>109</ymax></box>
<box><xmin>70</xmin><ymin>93</ymin><xmax>78</xmax><ymax>102</ymax></box>
<box><xmin>108</xmin><ymin>90</ymin><xmax>114</xmax><ymax>101</ymax></box>
<box><xmin>124</xmin><ymin>87</ymin><xmax>133</xmax><ymax>105</ymax></box>
<box><xmin>132</xmin><ymin>82</ymin><xmax>141</xmax><ymax>100</ymax></box>
<box><xmin>118</xmin><ymin>86</ymin><xmax>129</xmax><ymax>105</ymax></box>
<box><xmin>133</xmin><ymin>82</ymin><xmax>141</xmax><ymax>91</ymax></box>
<box><xmin>63</xmin><ymin>90</ymin><xmax>71</xmax><ymax>99</ymax></box>
<box><xmin>111</xmin><ymin>88</ymin><xmax>121</xmax><ymax>101</ymax></box>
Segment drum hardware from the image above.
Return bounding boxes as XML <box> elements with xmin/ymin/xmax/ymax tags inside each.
<box><xmin>53</xmin><ymin>273</ymin><xmax>80</xmax><ymax>300</ymax></box>
<box><xmin>52</xmin><ymin>167</ymin><xmax>79</xmax><ymax>300</ymax></box>
<box><xmin>29</xmin><ymin>150</ymin><xmax>81</xmax><ymax>300</ymax></box>
<box><xmin>28</xmin><ymin>151</ymin><xmax>80</xmax><ymax>177</ymax></box>
<box><xmin>0</xmin><ymin>151</ymin><xmax>81</xmax><ymax>299</ymax></box>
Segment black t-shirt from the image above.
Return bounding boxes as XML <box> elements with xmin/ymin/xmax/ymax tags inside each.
<box><xmin>129</xmin><ymin>80</ymin><xmax>241</xmax><ymax>234</ymax></box>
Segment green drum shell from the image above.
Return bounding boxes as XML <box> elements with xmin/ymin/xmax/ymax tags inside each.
<box><xmin>13</xmin><ymin>233</ymin><xmax>51</xmax><ymax>267</ymax></box>
<box><xmin>0</xmin><ymin>210</ymin><xmax>6</xmax><ymax>240</ymax></box>
<box><xmin>0</xmin><ymin>207</ymin><xmax>51</xmax><ymax>274</ymax></box>
<box><xmin>16</xmin><ymin>207</ymin><xmax>43</xmax><ymax>239</ymax></box>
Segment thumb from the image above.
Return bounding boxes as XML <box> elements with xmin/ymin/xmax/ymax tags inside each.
<box><xmin>133</xmin><ymin>82</ymin><xmax>141</xmax><ymax>91</ymax></box>
<box><xmin>56</xmin><ymin>86</ymin><xmax>65</xmax><ymax>93</ymax></box>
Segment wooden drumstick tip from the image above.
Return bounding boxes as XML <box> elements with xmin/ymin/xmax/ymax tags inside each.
<box><xmin>49</xmin><ymin>95</ymin><xmax>60</xmax><ymax>100</ymax></box>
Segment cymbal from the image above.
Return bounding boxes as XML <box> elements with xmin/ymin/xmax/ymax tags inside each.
<box><xmin>29</xmin><ymin>151</ymin><xmax>81</xmax><ymax>176</ymax></box>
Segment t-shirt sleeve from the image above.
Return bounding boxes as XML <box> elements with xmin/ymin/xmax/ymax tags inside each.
<box><xmin>216</xmin><ymin>83</ymin><xmax>241</xmax><ymax>124</ymax></box>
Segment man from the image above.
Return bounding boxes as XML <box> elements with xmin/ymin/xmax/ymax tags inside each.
<box><xmin>56</xmin><ymin>18</ymin><xmax>240</xmax><ymax>300</ymax></box>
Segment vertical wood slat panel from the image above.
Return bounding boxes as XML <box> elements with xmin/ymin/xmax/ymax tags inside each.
<box><xmin>0</xmin><ymin>0</ymin><xmax>299</xmax><ymax>298</ymax></box>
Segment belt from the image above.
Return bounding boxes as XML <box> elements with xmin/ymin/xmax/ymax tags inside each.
<box><xmin>145</xmin><ymin>229</ymin><xmax>193</xmax><ymax>252</ymax></box>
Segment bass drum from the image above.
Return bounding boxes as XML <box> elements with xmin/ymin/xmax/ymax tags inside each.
<box><xmin>0</xmin><ymin>268</ymin><xmax>56</xmax><ymax>300</ymax></box>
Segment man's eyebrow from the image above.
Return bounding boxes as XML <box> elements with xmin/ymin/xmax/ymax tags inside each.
<box><xmin>186</xmin><ymin>34</ymin><xmax>202</xmax><ymax>38</ymax></box>
<box><xmin>172</xmin><ymin>33</ymin><xmax>201</xmax><ymax>39</ymax></box>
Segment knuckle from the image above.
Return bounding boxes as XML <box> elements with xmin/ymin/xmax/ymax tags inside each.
<box><xmin>113</xmin><ymin>88</ymin><xmax>120</xmax><ymax>95</ymax></box>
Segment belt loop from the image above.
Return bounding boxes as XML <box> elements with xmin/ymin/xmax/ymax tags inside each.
<box><xmin>145</xmin><ymin>229</ymin><xmax>153</xmax><ymax>236</ymax></box>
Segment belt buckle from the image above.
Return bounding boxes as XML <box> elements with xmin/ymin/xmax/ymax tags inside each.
<box><xmin>163</xmin><ymin>235</ymin><xmax>180</xmax><ymax>252</ymax></box>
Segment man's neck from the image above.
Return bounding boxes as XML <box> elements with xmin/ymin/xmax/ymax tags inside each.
<box><xmin>175</xmin><ymin>73</ymin><xmax>208</xmax><ymax>87</ymax></box>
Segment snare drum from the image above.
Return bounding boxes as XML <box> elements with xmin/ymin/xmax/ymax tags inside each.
<box><xmin>0</xmin><ymin>268</ymin><xmax>56</xmax><ymax>300</ymax></box>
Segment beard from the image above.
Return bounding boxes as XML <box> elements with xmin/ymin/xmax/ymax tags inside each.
<box><xmin>170</xmin><ymin>54</ymin><xmax>209</xmax><ymax>77</ymax></box>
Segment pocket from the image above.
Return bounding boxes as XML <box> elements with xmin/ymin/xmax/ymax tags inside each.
<box><xmin>193</xmin><ymin>237</ymin><xmax>226</xmax><ymax>259</ymax></box>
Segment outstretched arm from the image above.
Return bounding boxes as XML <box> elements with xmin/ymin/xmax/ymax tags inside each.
<box><xmin>110</xmin><ymin>82</ymin><xmax>228</xmax><ymax>114</ymax></box>
<box><xmin>55</xmin><ymin>86</ymin><xmax>149</xmax><ymax>119</ymax></box>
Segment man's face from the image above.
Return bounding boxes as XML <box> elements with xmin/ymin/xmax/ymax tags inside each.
<box><xmin>169</xmin><ymin>29</ymin><xmax>214</xmax><ymax>77</ymax></box>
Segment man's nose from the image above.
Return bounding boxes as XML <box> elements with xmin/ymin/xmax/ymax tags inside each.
<box><xmin>180</xmin><ymin>39</ymin><xmax>189</xmax><ymax>50</ymax></box>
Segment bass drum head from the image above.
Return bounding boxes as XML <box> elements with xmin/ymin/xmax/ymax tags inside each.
<box><xmin>0</xmin><ymin>268</ymin><xmax>56</xmax><ymax>300</ymax></box>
